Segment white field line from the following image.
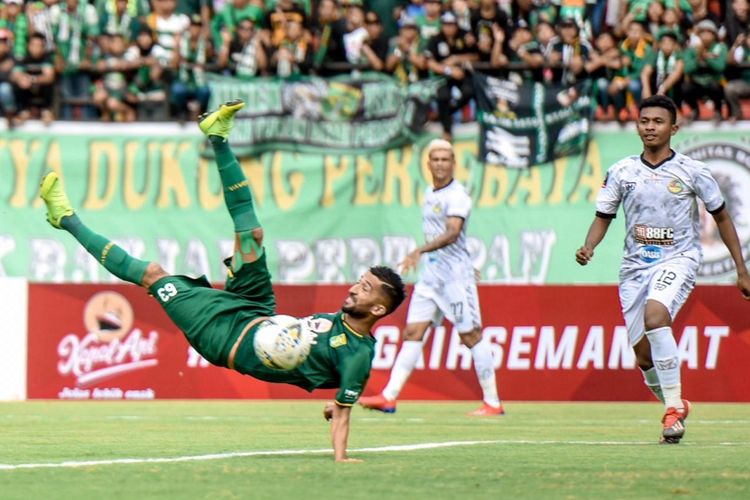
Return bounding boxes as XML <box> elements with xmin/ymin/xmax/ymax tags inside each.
<box><xmin>1</xmin><ymin>439</ymin><xmax>749</xmax><ymax>471</ymax></box>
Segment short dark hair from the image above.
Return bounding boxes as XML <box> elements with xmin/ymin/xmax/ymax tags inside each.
<box><xmin>369</xmin><ymin>266</ymin><xmax>406</xmax><ymax>315</ymax></box>
<box><xmin>639</xmin><ymin>95</ymin><xmax>678</xmax><ymax>124</ymax></box>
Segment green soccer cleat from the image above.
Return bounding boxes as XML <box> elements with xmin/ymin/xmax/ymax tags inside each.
<box><xmin>39</xmin><ymin>171</ymin><xmax>74</xmax><ymax>229</ymax></box>
<box><xmin>198</xmin><ymin>99</ymin><xmax>245</xmax><ymax>139</ymax></box>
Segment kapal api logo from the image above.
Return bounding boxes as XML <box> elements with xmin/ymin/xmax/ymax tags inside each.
<box><xmin>680</xmin><ymin>140</ymin><xmax>750</xmax><ymax>278</ymax></box>
<box><xmin>57</xmin><ymin>291</ymin><xmax>159</xmax><ymax>386</ymax></box>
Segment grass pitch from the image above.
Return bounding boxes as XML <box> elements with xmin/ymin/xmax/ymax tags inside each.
<box><xmin>1</xmin><ymin>401</ymin><xmax>749</xmax><ymax>499</ymax></box>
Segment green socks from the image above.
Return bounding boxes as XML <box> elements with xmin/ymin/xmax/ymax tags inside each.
<box><xmin>61</xmin><ymin>214</ymin><xmax>150</xmax><ymax>285</ymax></box>
<box><xmin>210</xmin><ymin>136</ymin><xmax>261</xmax><ymax>233</ymax></box>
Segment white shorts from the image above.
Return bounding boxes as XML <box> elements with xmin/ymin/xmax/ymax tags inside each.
<box><xmin>406</xmin><ymin>280</ymin><xmax>481</xmax><ymax>333</ymax></box>
<box><xmin>619</xmin><ymin>257</ymin><xmax>698</xmax><ymax>346</ymax></box>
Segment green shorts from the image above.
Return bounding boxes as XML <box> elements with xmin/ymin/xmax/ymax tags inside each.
<box><xmin>149</xmin><ymin>252</ymin><xmax>276</xmax><ymax>367</ymax></box>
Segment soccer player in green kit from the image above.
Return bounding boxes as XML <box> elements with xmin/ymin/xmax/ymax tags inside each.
<box><xmin>39</xmin><ymin>99</ymin><xmax>406</xmax><ymax>463</ymax></box>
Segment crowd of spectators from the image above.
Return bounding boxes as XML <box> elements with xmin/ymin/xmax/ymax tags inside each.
<box><xmin>0</xmin><ymin>0</ymin><xmax>749</xmax><ymax>135</ymax></box>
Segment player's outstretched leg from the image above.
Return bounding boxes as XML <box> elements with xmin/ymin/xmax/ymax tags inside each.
<box><xmin>199</xmin><ymin>99</ymin><xmax>263</xmax><ymax>268</ymax></box>
<box><xmin>39</xmin><ymin>172</ymin><xmax>152</xmax><ymax>286</ymax></box>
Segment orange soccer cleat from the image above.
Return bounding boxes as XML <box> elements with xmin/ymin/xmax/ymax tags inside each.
<box><xmin>358</xmin><ymin>394</ymin><xmax>397</xmax><ymax>413</ymax></box>
<box><xmin>468</xmin><ymin>402</ymin><xmax>506</xmax><ymax>416</ymax></box>
<box><xmin>660</xmin><ymin>401</ymin><xmax>690</xmax><ymax>444</ymax></box>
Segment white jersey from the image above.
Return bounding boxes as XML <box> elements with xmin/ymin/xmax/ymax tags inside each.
<box><xmin>596</xmin><ymin>151</ymin><xmax>725</xmax><ymax>274</ymax></box>
<box><xmin>419</xmin><ymin>180</ymin><xmax>474</xmax><ymax>283</ymax></box>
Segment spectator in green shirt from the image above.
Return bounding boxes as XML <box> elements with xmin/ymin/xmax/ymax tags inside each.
<box><xmin>682</xmin><ymin>19</ymin><xmax>727</xmax><ymax>122</ymax></box>
<box><xmin>212</xmin><ymin>0</ymin><xmax>264</xmax><ymax>49</ymax></box>
<box><xmin>608</xmin><ymin>20</ymin><xmax>652</xmax><ymax>121</ymax></box>
<box><xmin>1</xmin><ymin>0</ymin><xmax>29</xmax><ymax>58</ymax></box>
<box><xmin>641</xmin><ymin>29</ymin><xmax>685</xmax><ymax>107</ymax></box>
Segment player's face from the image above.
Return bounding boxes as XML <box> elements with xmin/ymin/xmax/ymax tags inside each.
<box><xmin>428</xmin><ymin>149</ymin><xmax>455</xmax><ymax>186</ymax></box>
<box><xmin>342</xmin><ymin>272</ymin><xmax>388</xmax><ymax>319</ymax></box>
<box><xmin>637</xmin><ymin>107</ymin><xmax>677</xmax><ymax>148</ymax></box>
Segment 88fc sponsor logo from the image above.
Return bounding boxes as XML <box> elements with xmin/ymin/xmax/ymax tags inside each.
<box><xmin>634</xmin><ymin>224</ymin><xmax>675</xmax><ymax>246</ymax></box>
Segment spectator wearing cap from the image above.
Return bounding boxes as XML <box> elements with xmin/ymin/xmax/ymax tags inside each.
<box><xmin>218</xmin><ymin>16</ymin><xmax>267</xmax><ymax>79</ymax></box>
<box><xmin>424</xmin><ymin>10</ymin><xmax>477</xmax><ymax>141</ymax></box>
<box><xmin>641</xmin><ymin>28</ymin><xmax>685</xmax><ymax>107</ymax></box>
<box><xmin>585</xmin><ymin>31</ymin><xmax>622</xmax><ymax>118</ymax></box>
<box><xmin>682</xmin><ymin>19</ymin><xmax>727</xmax><ymax>122</ymax></box>
<box><xmin>1</xmin><ymin>0</ymin><xmax>29</xmax><ymax>58</ymax></box>
<box><xmin>212</xmin><ymin>0</ymin><xmax>264</xmax><ymax>50</ymax></box>
<box><xmin>416</xmin><ymin>0</ymin><xmax>442</xmax><ymax>50</ymax></box>
<box><xmin>551</xmin><ymin>17</ymin><xmax>592</xmax><ymax>85</ymax></box>
<box><xmin>608</xmin><ymin>20</ymin><xmax>652</xmax><ymax>121</ymax></box>
<box><xmin>0</xmin><ymin>27</ymin><xmax>17</xmax><ymax>126</ymax></box>
<box><xmin>725</xmin><ymin>28</ymin><xmax>750</xmax><ymax>121</ymax></box>
<box><xmin>385</xmin><ymin>15</ymin><xmax>425</xmax><ymax>84</ymax></box>
<box><xmin>506</xmin><ymin>20</ymin><xmax>544</xmax><ymax>83</ymax></box>
<box><xmin>11</xmin><ymin>33</ymin><xmax>56</xmax><ymax>124</ymax></box>
<box><xmin>172</xmin><ymin>14</ymin><xmax>211</xmax><ymax>119</ymax></box>
<box><xmin>50</xmin><ymin>0</ymin><xmax>100</xmax><ymax>119</ymax></box>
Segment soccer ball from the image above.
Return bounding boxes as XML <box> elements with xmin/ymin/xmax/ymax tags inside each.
<box><xmin>253</xmin><ymin>315</ymin><xmax>316</xmax><ymax>371</ymax></box>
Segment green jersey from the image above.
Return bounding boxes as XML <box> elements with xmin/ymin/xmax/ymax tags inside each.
<box><xmin>234</xmin><ymin>312</ymin><xmax>376</xmax><ymax>406</ymax></box>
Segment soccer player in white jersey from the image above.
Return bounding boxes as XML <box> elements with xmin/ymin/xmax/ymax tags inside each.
<box><xmin>576</xmin><ymin>95</ymin><xmax>750</xmax><ymax>443</ymax></box>
<box><xmin>359</xmin><ymin>139</ymin><xmax>504</xmax><ymax>416</ymax></box>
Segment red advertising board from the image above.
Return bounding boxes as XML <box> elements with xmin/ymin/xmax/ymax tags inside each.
<box><xmin>26</xmin><ymin>284</ymin><xmax>750</xmax><ymax>401</ymax></box>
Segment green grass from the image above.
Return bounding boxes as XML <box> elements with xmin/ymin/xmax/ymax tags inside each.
<box><xmin>1</xmin><ymin>401</ymin><xmax>749</xmax><ymax>499</ymax></box>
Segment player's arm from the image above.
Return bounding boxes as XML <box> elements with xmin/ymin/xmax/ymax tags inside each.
<box><xmin>400</xmin><ymin>216</ymin><xmax>464</xmax><ymax>274</ymax></box>
<box><xmin>711</xmin><ymin>206</ymin><xmax>750</xmax><ymax>299</ymax></box>
<box><xmin>328</xmin><ymin>402</ymin><xmax>361</xmax><ymax>463</ymax></box>
<box><xmin>576</xmin><ymin>215</ymin><xmax>613</xmax><ymax>266</ymax></box>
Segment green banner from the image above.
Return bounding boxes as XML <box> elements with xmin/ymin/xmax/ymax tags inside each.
<box><xmin>2</xmin><ymin>125</ymin><xmax>749</xmax><ymax>284</ymax></box>
<box><xmin>206</xmin><ymin>73</ymin><xmax>443</xmax><ymax>156</ymax></box>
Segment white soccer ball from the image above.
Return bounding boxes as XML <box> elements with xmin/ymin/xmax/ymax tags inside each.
<box><xmin>253</xmin><ymin>315</ymin><xmax>316</xmax><ymax>371</ymax></box>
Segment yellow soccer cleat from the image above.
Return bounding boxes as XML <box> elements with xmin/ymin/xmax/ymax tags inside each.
<box><xmin>198</xmin><ymin>99</ymin><xmax>245</xmax><ymax>139</ymax></box>
<box><xmin>39</xmin><ymin>172</ymin><xmax>74</xmax><ymax>229</ymax></box>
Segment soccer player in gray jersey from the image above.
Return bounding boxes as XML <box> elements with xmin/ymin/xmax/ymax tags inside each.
<box><xmin>576</xmin><ymin>95</ymin><xmax>750</xmax><ymax>444</ymax></box>
<box><xmin>359</xmin><ymin>139</ymin><xmax>504</xmax><ymax>416</ymax></box>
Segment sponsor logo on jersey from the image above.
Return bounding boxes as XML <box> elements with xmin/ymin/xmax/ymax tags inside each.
<box><xmin>634</xmin><ymin>224</ymin><xmax>675</xmax><ymax>245</ymax></box>
<box><xmin>329</xmin><ymin>333</ymin><xmax>347</xmax><ymax>348</ymax></box>
<box><xmin>640</xmin><ymin>245</ymin><xmax>663</xmax><ymax>263</ymax></box>
<box><xmin>681</xmin><ymin>141</ymin><xmax>750</xmax><ymax>278</ymax></box>
<box><xmin>624</xmin><ymin>181</ymin><xmax>636</xmax><ymax>192</ymax></box>
<box><xmin>667</xmin><ymin>178</ymin><xmax>684</xmax><ymax>194</ymax></box>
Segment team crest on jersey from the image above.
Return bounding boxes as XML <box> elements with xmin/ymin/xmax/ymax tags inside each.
<box><xmin>680</xmin><ymin>140</ymin><xmax>750</xmax><ymax>278</ymax></box>
<box><xmin>329</xmin><ymin>334</ymin><xmax>347</xmax><ymax>348</ymax></box>
<box><xmin>433</xmin><ymin>203</ymin><xmax>442</xmax><ymax>214</ymax></box>
<box><xmin>667</xmin><ymin>179</ymin><xmax>684</xmax><ymax>194</ymax></box>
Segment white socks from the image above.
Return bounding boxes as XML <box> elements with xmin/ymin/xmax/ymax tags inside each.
<box><xmin>471</xmin><ymin>337</ymin><xmax>501</xmax><ymax>407</ymax></box>
<box><xmin>382</xmin><ymin>340</ymin><xmax>423</xmax><ymax>401</ymax></box>
<box><xmin>641</xmin><ymin>366</ymin><xmax>664</xmax><ymax>403</ymax></box>
<box><xmin>645</xmin><ymin>326</ymin><xmax>682</xmax><ymax>409</ymax></box>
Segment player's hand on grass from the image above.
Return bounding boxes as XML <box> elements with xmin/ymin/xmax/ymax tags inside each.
<box><xmin>323</xmin><ymin>401</ymin><xmax>335</xmax><ymax>421</ymax></box>
<box><xmin>737</xmin><ymin>273</ymin><xmax>750</xmax><ymax>300</ymax></box>
<box><xmin>575</xmin><ymin>246</ymin><xmax>593</xmax><ymax>266</ymax></box>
